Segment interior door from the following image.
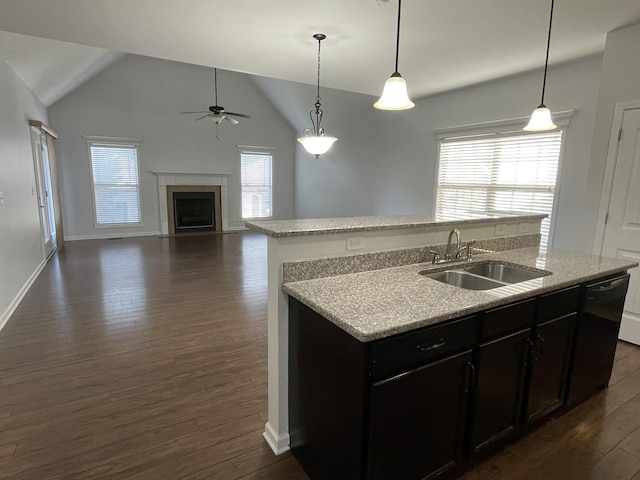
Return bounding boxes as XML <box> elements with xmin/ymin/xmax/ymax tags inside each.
<box><xmin>601</xmin><ymin>107</ymin><xmax>640</xmax><ymax>345</ymax></box>
<box><xmin>31</xmin><ymin>128</ymin><xmax>57</xmax><ymax>258</ymax></box>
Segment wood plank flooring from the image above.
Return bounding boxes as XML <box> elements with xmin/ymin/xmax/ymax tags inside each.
<box><xmin>1</xmin><ymin>231</ymin><xmax>639</xmax><ymax>479</ymax></box>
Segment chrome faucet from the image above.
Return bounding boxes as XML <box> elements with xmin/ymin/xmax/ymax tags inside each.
<box><xmin>445</xmin><ymin>229</ymin><xmax>461</xmax><ymax>261</ymax></box>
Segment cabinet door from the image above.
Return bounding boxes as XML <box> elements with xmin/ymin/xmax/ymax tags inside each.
<box><xmin>468</xmin><ymin>329</ymin><xmax>530</xmax><ymax>456</ymax></box>
<box><xmin>525</xmin><ymin>313</ymin><xmax>575</xmax><ymax>423</ymax></box>
<box><xmin>368</xmin><ymin>350</ymin><xmax>473</xmax><ymax>480</ymax></box>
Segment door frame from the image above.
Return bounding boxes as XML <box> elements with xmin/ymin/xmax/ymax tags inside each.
<box><xmin>30</xmin><ymin>127</ymin><xmax>55</xmax><ymax>258</ymax></box>
<box><xmin>593</xmin><ymin>99</ymin><xmax>640</xmax><ymax>255</ymax></box>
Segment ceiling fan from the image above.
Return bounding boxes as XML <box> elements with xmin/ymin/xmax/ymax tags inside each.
<box><xmin>181</xmin><ymin>68</ymin><xmax>251</xmax><ymax>125</ymax></box>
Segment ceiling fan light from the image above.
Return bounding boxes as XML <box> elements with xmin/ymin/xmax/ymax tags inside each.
<box><xmin>523</xmin><ymin>105</ymin><xmax>557</xmax><ymax>131</ymax></box>
<box><xmin>297</xmin><ymin>135</ymin><xmax>338</xmax><ymax>156</ymax></box>
<box><xmin>374</xmin><ymin>73</ymin><xmax>415</xmax><ymax>110</ymax></box>
<box><xmin>210</xmin><ymin>113</ymin><xmax>224</xmax><ymax>124</ymax></box>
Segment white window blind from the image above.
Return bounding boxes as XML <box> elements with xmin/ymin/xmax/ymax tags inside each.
<box><xmin>240</xmin><ymin>150</ymin><xmax>272</xmax><ymax>219</ymax></box>
<box><xmin>436</xmin><ymin>131</ymin><xmax>562</xmax><ymax>247</ymax></box>
<box><xmin>89</xmin><ymin>143</ymin><xmax>141</xmax><ymax>225</ymax></box>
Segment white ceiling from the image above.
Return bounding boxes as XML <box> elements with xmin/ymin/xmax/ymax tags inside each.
<box><xmin>1</xmin><ymin>0</ymin><xmax>640</xmax><ymax>106</ymax></box>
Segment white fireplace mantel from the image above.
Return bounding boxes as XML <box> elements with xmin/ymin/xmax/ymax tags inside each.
<box><xmin>153</xmin><ymin>171</ymin><xmax>231</xmax><ymax>234</ymax></box>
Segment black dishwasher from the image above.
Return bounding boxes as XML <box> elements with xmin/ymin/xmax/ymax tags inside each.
<box><xmin>566</xmin><ymin>274</ymin><xmax>630</xmax><ymax>405</ymax></box>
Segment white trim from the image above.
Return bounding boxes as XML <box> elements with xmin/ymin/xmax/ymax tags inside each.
<box><xmin>434</xmin><ymin>110</ymin><xmax>575</xmax><ymax>138</ymax></box>
<box><xmin>85</xmin><ymin>138</ymin><xmax>143</xmax><ymax>228</ymax></box>
<box><xmin>237</xmin><ymin>144</ymin><xmax>277</xmax><ymax>154</ymax></box>
<box><xmin>152</xmin><ymin>172</ymin><xmax>230</xmax><ymax>235</ymax></box>
<box><xmin>619</xmin><ymin>312</ymin><xmax>640</xmax><ymax>343</ymax></box>
<box><xmin>592</xmin><ymin>100</ymin><xmax>640</xmax><ymax>255</ymax></box>
<box><xmin>65</xmin><ymin>231</ymin><xmax>160</xmax><ymax>241</ymax></box>
<box><xmin>82</xmin><ymin>135</ymin><xmax>142</xmax><ymax>146</ymax></box>
<box><xmin>263</xmin><ymin>421</ymin><xmax>290</xmax><ymax>455</ymax></box>
<box><xmin>0</xmin><ymin>259</ymin><xmax>46</xmax><ymax>333</ymax></box>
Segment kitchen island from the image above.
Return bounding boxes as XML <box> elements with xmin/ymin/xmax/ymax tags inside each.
<box><xmin>284</xmin><ymin>248</ymin><xmax>636</xmax><ymax>480</ymax></box>
<box><xmin>246</xmin><ymin>213</ymin><xmax>547</xmax><ymax>454</ymax></box>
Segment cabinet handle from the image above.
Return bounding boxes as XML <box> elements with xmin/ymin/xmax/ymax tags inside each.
<box><xmin>535</xmin><ymin>334</ymin><xmax>546</xmax><ymax>362</ymax></box>
<box><xmin>525</xmin><ymin>338</ymin><xmax>535</xmax><ymax>366</ymax></box>
<box><xmin>465</xmin><ymin>362</ymin><xmax>477</xmax><ymax>394</ymax></box>
<box><xmin>589</xmin><ymin>277</ymin><xmax>627</xmax><ymax>292</ymax></box>
<box><xmin>416</xmin><ymin>338</ymin><xmax>445</xmax><ymax>351</ymax></box>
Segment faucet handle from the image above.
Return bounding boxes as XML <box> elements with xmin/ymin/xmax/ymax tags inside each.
<box><xmin>429</xmin><ymin>250</ymin><xmax>441</xmax><ymax>264</ymax></box>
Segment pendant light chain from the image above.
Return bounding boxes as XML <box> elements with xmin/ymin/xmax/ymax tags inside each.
<box><xmin>394</xmin><ymin>0</ymin><xmax>402</xmax><ymax>73</ymax></box>
<box><xmin>316</xmin><ymin>35</ymin><xmax>322</xmax><ymax>104</ymax></box>
<box><xmin>540</xmin><ymin>0</ymin><xmax>554</xmax><ymax>105</ymax></box>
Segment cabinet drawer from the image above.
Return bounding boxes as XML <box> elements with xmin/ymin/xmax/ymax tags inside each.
<box><xmin>481</xmin><ymin>299</ymin><xmax>536</xmax><ymax>340</ymax></box>
<box><xmin>371</xmin><ymin>316</ymin><xmax>476</xmax><ymax>379</ymax></box>
<box><xmin>538</xmin><ymin>285</ymin><xmax>579</xmax><ymax>322</ymax></box>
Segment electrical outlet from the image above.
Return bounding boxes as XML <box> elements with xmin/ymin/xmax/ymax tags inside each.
<box><xmin>518</xmin><ymin>223</ymin><xmax>529</xmax><ymax>234</ymax></box>
<box><xmin>347</xmin><ymin>237</ymin><xmax>365</xmax><ymax>251</ymax></box>
<box><xmin>495</xmin><ymin>224</ymin><xmax>507</xmax><ymax>236</ymax></box>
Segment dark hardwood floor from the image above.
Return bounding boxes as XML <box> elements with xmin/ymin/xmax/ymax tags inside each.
<box><xmin>1</xmin><ymin>231</ymin><xmax>639</xmax><ymax>479</ymax></box>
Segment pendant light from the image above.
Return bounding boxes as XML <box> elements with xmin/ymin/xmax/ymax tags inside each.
<box><xmin>524</xmin><ymin>0</ymin><xmax>557</xmax><ymax>131</ymax></box>
<box><xmin>374</xmin><ymin>0</ymin><xmax>414</xmax><ymax>110</ymax></box>
<box><xmin>297</xmin><ymin>33</ymin><xmax>337</xmax><ymax>158</ymax></box>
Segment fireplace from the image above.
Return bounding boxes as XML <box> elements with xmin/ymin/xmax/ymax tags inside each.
<box><xmin>173</xmin><ymin>191</ymin><xmax>215</xmax><ymax>233</ymax></box>
<box><xmin>165</xmin><ymin>185</ymin><xmax>222</xmax><ymax>234</ymax></box>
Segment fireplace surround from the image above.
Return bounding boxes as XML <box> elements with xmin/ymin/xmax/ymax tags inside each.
<box><xmin>153</xmin><ymin>172</ymin><xmax>230</xmax><ymax>235</ymax></box>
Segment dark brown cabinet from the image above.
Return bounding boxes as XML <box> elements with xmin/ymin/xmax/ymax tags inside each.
<box><xmin>468</xmin><ymin>328</ymin><xmax>531</xmax><ymax>455</ymax></box>
<box><xmin>288</xmin><ymin>273</ymin><xmax>628</xmax><ymax>480</ymax></box>
<box><xmin>368</xmin><ymin>350</ymin><xmax>473</xmax><ymax>480</ymax></box>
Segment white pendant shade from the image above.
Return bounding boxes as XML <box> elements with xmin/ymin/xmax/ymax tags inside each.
<box><xmin>374</xmin><ymin>73</ymin><xmax>415</xmax><ymax>110</ymax></box>
<box><xmin>523</xmin><ymin>105</ymin><xmax>557</xmax><ymax>131</ymax></box>
<box><xmin>297</xmin><ymin>135</ymin><xmax>338</xmax><ymax>156</ymax></box>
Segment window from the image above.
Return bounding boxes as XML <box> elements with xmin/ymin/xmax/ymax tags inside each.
<box><xmin>240</xmin><ymin>148</ymin><xmax>273</xmax><ymax>219</ymax></box>
<box><xmin>86</xmin><ymin>138</ymin><xmax>141</xmax><ymax>226</ymax></box>
<box><xmin>436</xmin><ymin>129</ymin><xmax>563</xmax><ymax>247</ymax></box>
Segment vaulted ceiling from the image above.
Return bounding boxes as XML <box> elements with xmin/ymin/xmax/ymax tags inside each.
<box><xmin>1</xmin><ymin>0</ymin><xmax>639</xmax><ymax>106</ymax></box>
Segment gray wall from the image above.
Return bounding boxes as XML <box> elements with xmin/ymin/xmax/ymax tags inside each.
<box><xmin>0</xmin><ymin>60</ymin><xmax>49</xmax><ymax>326</ymax></box>
<box><xmin>49</xmin><ymin>55</ymin><xmax>296</xmax><ymax>239</ymax></box>
<box><xmin>586</xmin><ymin>22</ymin><xmax>640</xmax><ymax>252</ymax></box>
<box><xmin>280</xmin><ymin>55</ymin><xmax>603</xmax><ymax>253</ymax></box>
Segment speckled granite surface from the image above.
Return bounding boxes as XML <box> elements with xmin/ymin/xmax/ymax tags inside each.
<box><xmin>282</xmin><ymin>234</ymin><xmax>541</xmax><ymax>283</ymax></box>
<box><xmin>282</xmin><ymin>247</ymin><xmax>637</xmax><ymax>342</ymax></box>
<box><xmin>246</xmin><ymin>213</ymin><xmax>547</xmax><ymax>238</ymax></box>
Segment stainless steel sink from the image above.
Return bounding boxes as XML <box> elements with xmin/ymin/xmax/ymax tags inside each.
<box><xmin>423</xmin><ymin>270</ymin><xmax>506</xmax><ymax>290</ymax></box>
<box><xmin>462</xmin><ymin>262</ymin><xmax>549</xmax><ymax>283</ymax></box>
<box><xmin>420</xmin><ymin>261</ymin><xmax>550</xmax><ymax>290</ymax></box>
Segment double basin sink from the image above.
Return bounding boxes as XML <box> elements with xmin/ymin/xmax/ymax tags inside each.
<box><xmin>420</xmin><ymin>261</ymin><xmax>551</xmax><ymax>290</ymax></box>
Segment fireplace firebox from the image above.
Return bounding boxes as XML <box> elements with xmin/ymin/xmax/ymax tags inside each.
<box><xmin>172</xmin><ymin>191</ymin><xmax>216</xmax><ymax>233</ymax></box>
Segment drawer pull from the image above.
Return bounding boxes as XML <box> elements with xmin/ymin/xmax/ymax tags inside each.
<box><xmin>417</xmin><ymin>338</ymin><xmax>445</xmax><ymax>351</ymax></box>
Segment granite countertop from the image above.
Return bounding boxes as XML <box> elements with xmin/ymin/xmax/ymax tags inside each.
<box><xmin>246</xmin><ymin>213</ymin><xmax>547</xmax><ymax>238</ymax></box>
<box><xmin>282</xmin><ymin>247</ymin><xmax>637</xmax><ymax>342</ymax></box>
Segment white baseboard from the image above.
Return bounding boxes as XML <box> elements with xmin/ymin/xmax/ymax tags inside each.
<box><xmin>619</xmin><ymin>313</ymin><xmax>640</xmax><ymax>346</ymax></box>
<box><xmin>263</xmin><ymin>422</ymin><xmax>290</xmax><ymax>456</ymax></box>
<box><xmin>65</xmin><ymin>231</ymin><xmax>160</xmax><ymax>241</ymax></box>
<box><xmin>0</xmin><ymin>258</ymin><xmax>46</xmax><ymax>332</ymax></box>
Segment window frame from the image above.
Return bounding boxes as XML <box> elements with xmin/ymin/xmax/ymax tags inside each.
<box><xmin>433</xmin><ymin>112</ymin><xmax>573</xmax><ymax>249</ymax></box>
<box><xmin>84</xmin><ymin>136</ymin><xmax>143</xmax><ymax>228</ymax></box>
<box><xmin>238</xmin><ymin>145</ymin><xmax>275</xmax><ymax>220</ymax></box>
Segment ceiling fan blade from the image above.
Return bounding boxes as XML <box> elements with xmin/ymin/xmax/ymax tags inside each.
<box><xmin>224</xmin><ymin>111</ymin><xmax>251</xmax><ymax>119</ymax></box>
<box><xmin>181</xmin><ymin>111</ymin><xmax>209</xmax><ymax>114</ymax></box>
<box><xmin>195</xmin><ymin>114</ymin><xmax>210</xmax><ymax>121</ymax></box>
<box><xmin>226</xmin><ymin>116</ymin><xmax>240</xmax><ymax>125</ymax></box>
